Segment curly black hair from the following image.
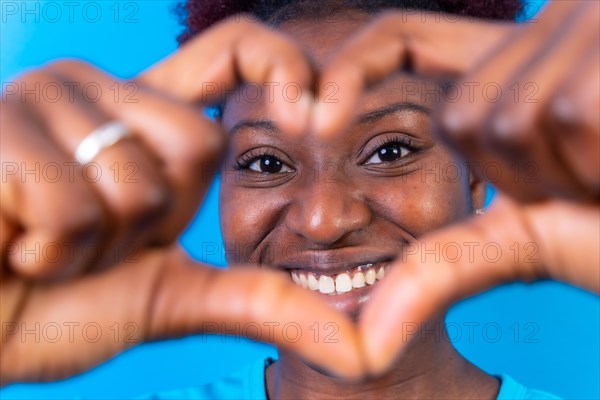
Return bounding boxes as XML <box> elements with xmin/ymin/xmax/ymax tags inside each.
<box><xmin>175</xmin><ymin>0</ymin><xmax>523</xmax><ymax>44</ymax></box>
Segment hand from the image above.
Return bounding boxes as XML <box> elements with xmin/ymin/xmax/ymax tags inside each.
<box><xmin>315</xmin><ymin>1</ymin><xmax>599</xmax><ymax>202</ymax></box>
<box><xmin>313</xmin><ymin>0</ymin><xmax>599</xmax><ymax>374</ymax></box>
<box><xmin>0</xmin><ymin>17</ymin><xmax>361</xmax><ymax>384</ymax></box>
<box><xmin>361</xmin><ymin>193</ymin><xmax>599</xmax><ymax>374</ymax></box>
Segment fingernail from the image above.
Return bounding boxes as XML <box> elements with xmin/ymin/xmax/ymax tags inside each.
<box><xmin>310</xmin><ymin>102</ymin><xmax>330</xmax><ymax>138</ymax></box>
<box><xmin>272</xmin><ymin>86</ymin><xmax>312</xmax><ymax>137</ymax></box>
<box><xmin>294</xmin><ymin>88</ymin><xmax>313</xmax><ymax>134</ymax></box>
<box><xmin>441</xmin><ymin>109</ymin><xmax>466</xmax><ymax>135</ymax></box>
<box><xmin>491</xmin><ymin>113</ymin><xmax>514</xmax><ymax>138</ymax></box>
<box><xmin>551</xmin><ymin>97</ymin><xmax>575</xmax><ymax>126</ymax></box>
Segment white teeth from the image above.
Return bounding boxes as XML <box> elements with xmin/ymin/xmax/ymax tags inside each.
<box><xmin>291</xmin><ymin>272</ymin><xmax>299</xmax><ymax>285</ymax></box>
<box><xmin>299</xmin><ymin>273</ymin><xmax>308</xmax><ymax>289</ymax></box>
<box><xmin>365</xmin><ymin>268</ymin><xmax>377</xmax><ymax>285</ymax></box>
<box><xmin>351</xmin><ymin>271</ymin><xmax>366</xmax><ymax>288</ymax></box>
<box><xmin>335</xmin><ymin>273</ymin><xmax>352</xmax><ymax>293</ymax></box>
<box><xmin>290</xmin><ymin>263</ymin><xmax>389</xmax><ymax>293</ymax></box>
<box><xmin>318</xmin><ymin>275</ymin><xmax>335</xmax><ymax>294</ymax></box>
<box><xmin>307</xmin><ymin>274</ymin><xmax>319</xmax><ymax>291</ymax></box>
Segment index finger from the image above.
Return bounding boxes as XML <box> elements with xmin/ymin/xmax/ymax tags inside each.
<box><xmin>312</xmin><ymin>11</ymin><xmax>514</xmax><ymax>137</ymax></box>
<box><xmin>138</xmin><ymin>15</ymin><xmax>314</xmax><ymax>136</ymax></box>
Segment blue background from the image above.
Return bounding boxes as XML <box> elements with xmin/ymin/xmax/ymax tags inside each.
<box><xmin>1</xmin><ymin>1</ymin><xmax>598</xmax><ymax>398</ymax></box>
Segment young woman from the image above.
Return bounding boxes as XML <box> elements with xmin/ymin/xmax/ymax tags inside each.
<box><xmin>1</xmin><ymin>0</ymin><xmax>597</xmax><ymax>398</ymax></box>
<box><xmin>172</xmin><ymin>1</ymin><xmax>568</xmax><ymax>398</ymax></box>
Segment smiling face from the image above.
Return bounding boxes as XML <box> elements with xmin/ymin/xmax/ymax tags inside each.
<box><xmin>219</xmin><ymin>13</ymin><xmax>485</xmax><ymax>318</ymax></box>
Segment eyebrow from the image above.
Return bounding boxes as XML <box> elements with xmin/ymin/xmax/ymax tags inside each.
<box><xmin>355</xmin><ymin>102</ymin><xmax>431</xmax><ymax>126</ymax></box>
<box><xmin>229</xmin><ymin>120</ymin><xmax>278</xmax><ymax>136</ymax></box>
<box><xmin>228</xmin><ymin>102</ymin><xmax>431</xmax><ymax>135</ymax></box>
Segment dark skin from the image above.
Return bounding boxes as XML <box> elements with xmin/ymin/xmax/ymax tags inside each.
<box><xmin>220</xmin><ymin>14</ymin><xmax>494</xmax><ymax>399</ymax></box>
<box><xmin>1</xmin><ymin>1</ymin><xmax>597</xmax><ymax>388</ymax></box>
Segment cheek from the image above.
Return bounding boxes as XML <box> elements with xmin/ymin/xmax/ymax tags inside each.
<box><xmin>367</xmin><ymin>168</ymin><xmax>471</xmax><ymax>237</ymax></box>
<box><xmin>219</xmin><ymin>184</ymin><xmax>289</xmax><ymax>264</ymax></box>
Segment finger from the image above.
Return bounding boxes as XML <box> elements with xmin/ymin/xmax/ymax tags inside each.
<box><xmin>481</xmin><ymin>2</ymin><xmax>598</xmax><ymax>200</ymax></box>
<box><xmin>138</xmin><ymin>16</ymin><xmax>314</xmax><ymax>137</ymax></box>
<box><xmin>52</xmin><ymin>61</ymin><xmax>226</xmax><ymax>243</ymax></box>
<box><xmin>438</xmin><ymin>0</ymin><xmax>581</xmax><ymax>137</ymax></box>
<box><xmin>1</xmin><ymin>248</ymin><xmax>364</xmax><ymax>383</ymax></box>
<box><xmin>0</xmin><ymin>275</ymin><xmax>31</xmax><ymax>359</ymax></box>
<box><xmin>148</xmin><ymin>252</ymin><xmax>364</xmax><ymax>379</ymax></box>
<box><xmin>436</xmin><ymin>2</ymin><xmax>590</xmax><ymax>201</ymax></box>
<box><xmin>0</xmin><ymin>95</ymin><xmax>105</xmax><ymax>279</ymax></box>
<box><xmin>358</xmin><ymin>195</ymin><xmax>546</xmax><ymax>375</ymax></box>
<box><xmin>0</xmin><ymin>211</ymin><xmax>18</xmax><ymax>277</ymax></box>
<box><xmin>523</xmin><ymin>199</ymin><xmax>600</xmax><ymax>293</ymax></box>
<box><xmin>30</xmin><ymin>65</ymin><xmax>172</xmax><ymax>269</ymax></box>
<box><xmin>0</xmin><ymin>252</ymin><xmax>167</xmax><ymax>384</ymax></box>
<box><xmin>312</xmin><ymin>11</ymin><xmax>514</xmax><ymax>137</ymax></box>
<box><xmin>544</xmin><ymin>36</ymin><xmax>600</xmax><ymax>197</ymax></box>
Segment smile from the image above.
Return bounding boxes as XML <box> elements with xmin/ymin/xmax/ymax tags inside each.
<box><xmin>289</xmin><ymin>261</ymin><xmax>391</xmax><ymax>295</ymax></box>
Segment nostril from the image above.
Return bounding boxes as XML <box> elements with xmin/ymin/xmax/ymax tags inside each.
<box><xmin>285</xmin><ymin>189</ymin><xmax>371</xmax><ymax>245</ymax></box>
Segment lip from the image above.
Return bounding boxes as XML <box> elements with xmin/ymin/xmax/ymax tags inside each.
<box><xmin>277</xmin><ymin>249</ymin><xmax>396</xmax><ymax>276</ymax></box>
<box><xmin>289</xmin><ymin>275</ymin><xmax>384</xmax><ymax>321</ymax></box>
<box><xmin>319</xmin><ymin>282</ymin><xmax>376</xmax><ymax>320</ymax></box>
<box><xmin>274</xmin><ymin>250</ymin><xmax>397</xmax><ymax>319</ymax></box>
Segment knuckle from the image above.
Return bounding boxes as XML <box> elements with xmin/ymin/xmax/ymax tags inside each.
<box><xmin>16</xmin><ymin>69</ymin><xmax>52</xmax><ymax>83</ymax></box>
<box><xmin>168</xmin><ymin>121</ymin><xmax>226</xmax><ymax>168</ymax></box>
<box><xmin>46</xmin><ymin>59</ymin><xmax>96</xmax><ymax>75</ymax></box>
<box><xmin>49</xmin><ymin>201</ymin><xmax>105</xmax><ymax>242</ymax></box>
<box><xmin>120</xmin><ymin>183</ymin><xmax>173</xmax><ymax>226</ymax></box>
<box><xmin>547</xmin><ymin>95</ymin><xmax>588</xmax><ymax>131</ymax></box>
<box><xmin>376</xmin><ymin>11</ymin><xmax>409</xmax><ymax>35</ymax></box>
<box><xmin>438</xmin><ymin>104</ymin><xmax>478</xmax><ymax>139</ymax></box>
<box><xmin>488</xmin><ymin>108</ymin><xmax>535</xmax><ymax>148</ymax></box>
<box><xmin>141</xmin><ymin>184</ymin><xmax>172</xmax><ymax>218</ymax></box>
<box><xmin>11</xmin><ymin>69</ymin><xmax>57</xmax><ymax>90</ymax></box>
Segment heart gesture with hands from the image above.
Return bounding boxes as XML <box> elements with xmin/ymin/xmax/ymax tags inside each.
<box><xmin>1</xmin><ymin>0</ymin><xmax>598</xmax><ymax>387</ymax></box>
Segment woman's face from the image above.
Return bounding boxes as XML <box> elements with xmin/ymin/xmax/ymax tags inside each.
<box><xmin>219</xmin><ymin>13</ymin><xmax>485</xmax><ymax>318</ymax></box>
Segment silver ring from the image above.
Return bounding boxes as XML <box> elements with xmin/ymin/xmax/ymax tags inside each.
<box><xmin>474</xmin><ymin>208</ymin><xmax>486</xmax><ymax>216</ymax></box>
<box><xmin>75</xmin><ymin>121</ymin><xmax>131</xmax><ymax>164</ymax></box>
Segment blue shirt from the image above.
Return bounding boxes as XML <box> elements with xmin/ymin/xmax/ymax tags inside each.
<box><xmin>140</xmin><ymin>357</ymin><xmax>561</xmax><ymax>399</ymax></box>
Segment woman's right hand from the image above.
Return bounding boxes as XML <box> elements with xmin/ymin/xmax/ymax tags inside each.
<box><xmin>0</xmin><ymin>17</ymin><xmax>362</xmax><ymax>384</ymax></box>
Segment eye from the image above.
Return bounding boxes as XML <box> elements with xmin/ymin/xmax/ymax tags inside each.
<box><xmin>365</xmin><ymin>142</ymin><xmax>411</xmax><ymax>164</ymax></box>
<box><xmin>247</xmin><ymin>155</ymin><xmax>293</xmax><ymax>174</ymax></box>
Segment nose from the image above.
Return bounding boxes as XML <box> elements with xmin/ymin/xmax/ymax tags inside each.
<box><xmin>285</xmin><ymin>177</ymin><xmax>371</xmax><ymax>246</ymax></box>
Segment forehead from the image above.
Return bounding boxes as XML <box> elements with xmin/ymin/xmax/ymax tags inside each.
<box><xmin>278</xmin><ymin>11</ymin><xmax>371</xmax><ymax>67</ymax></box>
<box><xmin>222</xmin><ymin>14</ymin><xmax>442</xmax><ymax>130</ymax></box>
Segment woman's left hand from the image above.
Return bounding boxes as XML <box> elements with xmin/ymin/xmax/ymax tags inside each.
<box><xmin>312</xmin><ymin>0</ymin><xmax>599</xmax><ymax>374</ymax></box>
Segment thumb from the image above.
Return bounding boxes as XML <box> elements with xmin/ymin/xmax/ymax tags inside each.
<box><xmin>146</xmin><ymin>249</ymin><xmax>365</xmax><ymax>379</ymax></box>
<box><xmin>1</xmin><ymin>248</ymin><xmax>364</xmax><ymax>384</ymax></box>
<box><xmin>358</xmin><ymin>194</ymin><xmax>598</xmax><ymax>375</ymax></box>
